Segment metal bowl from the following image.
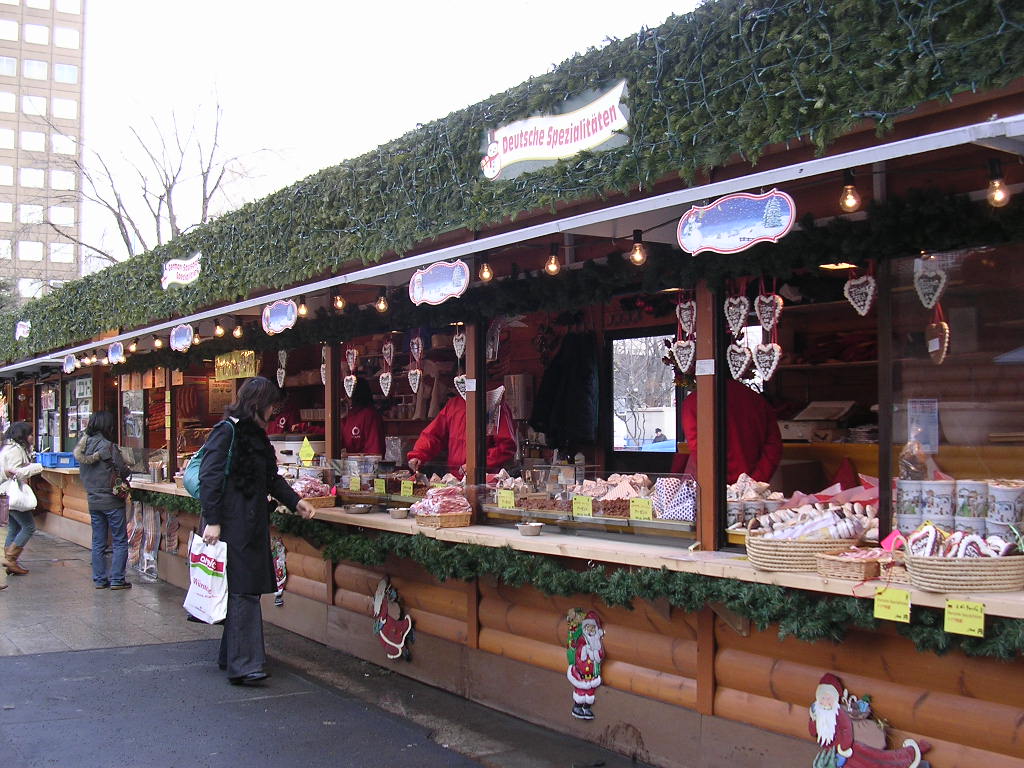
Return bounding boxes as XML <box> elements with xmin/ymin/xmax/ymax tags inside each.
<box><xmin>345</xmin><ymin>504</ymin><xmax>373</xmax><ymax>514</ymax></box>
<box><xmin>516</xmin><ymin>522</ymin><xmax>544</xmax><ymax>536</ymax></box>
<box><xmin>387</xmin><ymin>507</ymin><xmax>409</xmax><ymax>519</ymax></box>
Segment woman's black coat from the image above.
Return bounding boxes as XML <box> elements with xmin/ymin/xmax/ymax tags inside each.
<box><xmin>199</xmin><ymin>418</ymin><xmax>299</xmax><ymax>595</ymax></box>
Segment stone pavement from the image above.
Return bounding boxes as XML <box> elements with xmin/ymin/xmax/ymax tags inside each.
<box><xmin>0</xmin><ymin>531</ymin><xmax>648</xmax><ymax>768</ymax></box>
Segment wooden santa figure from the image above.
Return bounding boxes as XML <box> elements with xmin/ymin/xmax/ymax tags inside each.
<box><xmin>809</xmin><ymin>673</ymin><xmax>931</xmax><ymax>768</ymax></box>
<box><xmin>373</xmin><ymin>578</ymin><xmax>413</xmax><ymax>661</ymax></box>
<box><xmin>566</xmin><ymin>609</ymin><xmax>605</xmax><ymax>720</ymax></box>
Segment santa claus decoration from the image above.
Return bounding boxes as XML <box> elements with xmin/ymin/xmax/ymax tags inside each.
<box><xmin>372</xmin><ymin>578</ymin><xmax>414</xmax><ymax>661</ymax></box>
<box><xmin>566</xmin><ymin>609</ymin><xmax>605</xmax><ymax>720</ymax></box>
<box><xmin>809</xmin><ymin>673</ymin><xmax>931</xmax><ymax>768</ymax></box>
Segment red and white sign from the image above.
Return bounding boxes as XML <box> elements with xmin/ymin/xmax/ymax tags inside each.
<box><xmin>480</xmin><ymin>80</ymin><xmax>628</xmax><ymax>181</ymax></box>
<box><xmin>161</xmin><ymin>251</ymin><xmax>202</xmax><ymax>290</ymax></box>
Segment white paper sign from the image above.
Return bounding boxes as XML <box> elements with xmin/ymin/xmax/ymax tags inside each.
<box><xmin>161</xmin><ymin>252</ymin><xmax>202</xmax><ymax>290</ymax></box>
<box><xmin>695</xmin><ymin>359</ymin><xmax>715</xmax><ymax>376</ymax></box>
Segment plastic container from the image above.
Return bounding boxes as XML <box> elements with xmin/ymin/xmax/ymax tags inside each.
<box><xmin>37</xmin><ymin>452</ymin><xmax>79</xmax><ymax>468</ymax></box>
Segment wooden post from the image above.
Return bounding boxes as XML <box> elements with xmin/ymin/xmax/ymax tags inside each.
<box><xmin>165</xmin><ymin>374</ymin><xmax>178</xmax><ymax>477</ymax></box>
<box><xmin>464</xmin><ymin>323</ymin><xmax>485</xmax><ymax>520</ymax></box>
<box><xmin>465</xmin><ymin>579</ymin><xmax>480</xmax><ymax>649</ymax></box>
<box><xmin>696</xmin><ymin>606</ymin><xmax>716</xmax><ymax>716</ymax></box>
<box><xmin>324</xmin><ymin>343</ymin><xmax>340</xmax><ymax>459</ymax></box>
<box><xmin>695</xmin><ymin>280</ymin><xmax>719</xmax><ymax>552</ymax></box>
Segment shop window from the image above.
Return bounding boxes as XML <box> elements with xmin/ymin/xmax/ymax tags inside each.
<box><xmin>0</xmin><ymin>56</ymin><xmax>15</xmax><ymax>76</ymax></box>
<box><xmin>22</xmin><ymin>59</ymin><xmax>46</xmax><ymax>80</ymax></box>
<box><xmin>0</xmin><ymin>1</ymin><xmax>18</xmax><ymax>6</ymax></box>
<box><xmin>17</xmin><ymin>277</ymin><xmax>42</xmax><ymax>299</ymax></box>
<box><xmin>0</xmin><ymin>165</ymin><xmax>12</xmax><ymax>185</ymax></box>
<box><xmin>21</xmin><ymin>94</ymin><xmax>46</xmax><ymax>116</ymax></box>
<box><xmin>25</xmin><ymin>0</ymin><xmax>50</xmax><ymax>8</ymax></box>
<box><xmin>50</xmin><ymin>168</ymin><xmax>74</xmax><ymax>189</ymax></box>
<box><xmin>56</xmin><ymin>0</ymin><xmax>79</xmax><ymax>12</ymax></box>
<box><xmin>17</xmin><ymin>240</ymin><xmax>42</xmax><ymax>260</ymax></box>
<box><xmin>0</xmin><ymin>20</ymin><xmax>17</xmax><ymax>40</ymax></box>
<box><xmin>23</xmin><ymin>23</ymin><xmax>48</xmax><ymax>45</ymax></box>
<box><xmin>0</xmin><ymin>92</ymin><xmax>14</xmax><ymax>112</ymax></box>
<box><xmin>53</xmin><ymin>26</ymin><xmax>78</xmax><ymax>48</ymax></box>
<box><xmin>0</xmin><ymin>201</ymin><xmax>11</xmax><ymax>221</ymax></box>
<box><xmin>19</xmin><ymin>203</ymin><xmax>42</xmax><ymax>223</ymax></box>
<box><xmin>611</xmin><ymin>333</ymin><xmax>677</xmax><ymax>451</ymax></box>
<box><xmin>51</xmin><ymin>132</ymin><xmax>75</xmax><ymax>154</ymax></box>
<box><xmin>20</xmin><ymin>130</ymin><xmax>44</xmax><ymax>151</ymax></box>
<box><xmin>53</xmin><ymin>62</ymin><xmax>77</xmax><ymax>83</ymax></box>
<box><xmin>0</xmin><ymin>239</ymin><xmax>10</xmax><ymax>259</ymax></box>
<box><xmin>49</xmin><ymin>204</ymin><xmax>72</xmax><ymax>225</ymax></box>
<box><xmin>49</xmin><ymin>241</ymin><xmax>72</xmax><ymax>262</ymax></box>
<box><xmin>51</xmin><ymin>97</ymin><xmax>76</xmax><ymax>119</ymax></box>
<box><xmin>20</xmin><ymin>166</ymin><xmax>44</xmax><ymax>187</ymax></box>
<box><xmin>0</xmin><ymin>127</ymin><xmax>12</xmax><ymax>148</ymax></box>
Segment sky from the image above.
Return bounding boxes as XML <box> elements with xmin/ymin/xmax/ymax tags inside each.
<box><xmin>80</xmin><ymin>0</ymin><xmax>701</xmax><ymax>263</ymax></box>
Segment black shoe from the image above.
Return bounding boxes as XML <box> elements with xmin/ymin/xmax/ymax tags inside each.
<box><xmin>582</xmin><ymin>704</ymin><xmax>595</xmax><ymax>719</ymax></box>
<box><xmin>110</xmin><ymin>582</ymin><xmax>132</xmax><ymax>590</ymax></box>
<box><xmin>229</xmin><ymin>671</ymin><xmax>268</xmax><ymax>686</ymax></box>
<box><xmin>571</xmin><ymin>704</ymin><xmax>593</xmax><ymax>720</ymax></box>
<box><xmin>95</xmin><ymin>583</ymin><xmax>110</xmax><ymax>589</ymax></box>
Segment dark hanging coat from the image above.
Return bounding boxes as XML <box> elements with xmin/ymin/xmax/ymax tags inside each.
<box><xmin>529</xmin><ymin>331</ymin><xmax>599</xmax><ymax>452</ymax></box>
<box><xmin>199</xmin><ymin>418</ymin><xmax>299</xmax><ymax>595</ymax></box>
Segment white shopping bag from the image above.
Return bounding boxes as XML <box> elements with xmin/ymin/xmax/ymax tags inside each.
<box><xmin>183</xmin><ymin>532</ymin><xmax>228</xmax><ymax>624</ymax></box>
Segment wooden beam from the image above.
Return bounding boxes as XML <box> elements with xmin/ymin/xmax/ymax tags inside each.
<box><xmin>324</xmin><ymin>343</ymin><xmax>340</xmax><ymax>460</ymax></box>
<box><xmin>464</xmin><ymin>323</ymin><xmax>485</xmax><ymax>521</ymax></box>
<box><xmin>695</xmin><ymin>280</ymin><xmax>719</xmax><ymax>552</ymax></box>
<box><xmin>696</xmin><ymin>606</ymin><xmax>716</xmax><ymax>716</ymax></box>
<box><xmin>165</xmin><ymin>376</ymin><xmax>178</xmax><ymax>477</ymax></box>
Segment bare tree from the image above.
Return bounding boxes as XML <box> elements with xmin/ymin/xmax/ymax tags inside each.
<box><xmin>40</xmin><ymin>102</ymin><xmax>256</xmax><ymax>265</ymax></box>
<box><xmin>611</xmin><ymin>335</ymin><xmax>675</xmax><ymax>448</ymax></box>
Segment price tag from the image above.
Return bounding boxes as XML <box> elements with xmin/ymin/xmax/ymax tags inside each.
<box><xmin>497</xmin><ymin>489</ymin><xmax>516</xmax><ymax>509</ymax></box>
<box><xmin>945</xmin><ymin>599</ymin><xmax>985</xmax><ymax>637</ymax></box>
<box><xmin>572</xmin><ymin>495</ymin><xmax>593</xmax><ymax>517</ymax></box>
<box><xmin>373</xmin><ymin>478</ymin><xmax>386</xmax><ymax>494</ymax></box>
<box><xmin>400</xmin><ymin>480</ymin><xmax>414</xmax><ymax>497</ymax></box>
<box><xmin>431</xmin><ymin>482</ymin><xmax>446</xmax><ymax>488</ymax></box>
<box><xmin>629</xmin><ymin>497</ymin><xmax>653</xmax><ymax>521</ymax></box>
<box><xmin>874</xmin><ymin>587</ymin><xmax>911</xmax><ymax>623</ymax></box>
<box><xmin>928</xmin><ymin>337</ymin><xmax>941</xmax><ymax>353</ymax></box>
<box><xmin>348</xmin><ymin>476</ymin><xmax>360</xmax><ymax>492</ymax></box>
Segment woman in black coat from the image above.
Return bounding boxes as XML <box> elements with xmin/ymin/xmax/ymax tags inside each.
<box><xmin>200</xmin><ymin>376</ymin><xmax>316</xmax><ymax>685</ymax></box>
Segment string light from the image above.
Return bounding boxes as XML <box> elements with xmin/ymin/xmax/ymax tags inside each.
<box><xmin>478</xmin><ymin>262</ymin><xmax>494</xmax><ymax>282</ymax></box>
<box><xmin>298</xmin><ymin>295</ymin><xmax>308</xmax><ymax>317</ymax></box>
<box><xmin>192</xmin><ymin>332</ymin><xmax>201</xmax><ymax>345</ymax></box>
<box><xmin>375</xmin><ymin>291</ymin><xmax>389</xmax><ymax>313</ymax></box>
<box><xmin>101</xmin><ymin>356</ymin><xmax>109</xmax><ymax>366</ymax></box>
<box><xmin>214</xmin><ymin>319</ymin><xmax>225</xmax><ymax>337</ymax></box>
<box><xmin>628</xmin><ymin>229</ymin><xmax>648</xmax><ymax>266</ymax></box>
<box><xmin>232</xmin><ymin>324</ymin><xmax>243</xmax><ymax>339</ymax></box>
<box><xmin>544</xmin><ymin>243</ymin><xmax>561</xmax><ymax>276</ymax></box>
<box><xmin>839</xmin><ymin>169</ymin><xmax>861</xmax><ymax>213</ymax></box>
<box><xmin>153</xmin><ymin>336</ymin><xmax>163</xmax><ymax>349</ymax></box>
<box><xmin>333</xmin><ymin>294</ymin><xmax>346</xmax><ymax>311</ymax></box>
<box><xmin>987</xmin><ymin>158</ymin><xmax>1011</xmax><ymax>208</ymax></box>
<box><xmin>73</xmin><ymin>357</ymin><xmax>81</xmax><ymax>369</ymax></box>
<box><xmin>128</xmin><ymin>339</ymin><xmax>138</xmax><ymax>353</ymax></box>
<box><xmin>89</xmin><ymin>351</ymin><xmax>98</xmax><ymax>364</ymax></box>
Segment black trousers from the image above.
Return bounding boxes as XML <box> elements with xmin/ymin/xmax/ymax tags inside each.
<box><xmin>218</xmin><ymin>593</ymin><xmax>265</xmax><ymax>677</ymax></box>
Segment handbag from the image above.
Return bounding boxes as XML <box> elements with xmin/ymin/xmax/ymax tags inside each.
<box><xmin>111</xmin><ymin>468</ymin><xmax>131</xmax><ymax>500</ymax></box>
<box><xmin>6</xmin><ymin>477</ymin><xmax>36</xmax><ymax>512</ymax></box>
<box><xmin>183</xmin><ymin>420</ymin><xmax>235</xmax><ymax>499</ymax></box>
<box><xmin>0</xmin><ymin>491</ymin><xmax>8</xmax><ymax>525</ymax></box>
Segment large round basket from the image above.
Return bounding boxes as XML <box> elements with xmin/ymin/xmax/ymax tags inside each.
<box><xmin>906</xmin><ymin>555</ymin><xmax>1024</xmax><ymax>592</ymax></box>
<box><xmin>746</xmin><ymin>533</ymin><xmax>861</xmax><ymax>572</ymax></box>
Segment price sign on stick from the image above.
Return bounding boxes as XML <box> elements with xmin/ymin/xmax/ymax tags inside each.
<box><xmin>572</xmin><ymin>495</ymin><xmax>593</xmax><ymax>517</ymax></box>
<box><xmin>874</xmin><ymin>587</ymin><xmax>911</xmax><ymax>623</ymax></box>
<box><xmin>945</xmin><ymin>600</ymin><xmax>985</xmax><ymax>637</ymax></box>
<box><xmin>348</xmin><ymin>476</ymin><xmax>360</xmax><ymax>492</ymax></box>
<box><xmin>629</xmin><ymin>497</ymin><xmax>654</xmax><ymax>521</ymax></box>
<box><xmin>373</xmin><ymin>479</ymin><xmax>386</xmax><ymax>494</ymax></box>
<box><xmin>400</xmin><ymin>480</ymin><xmax>414</xmax><ymax>497</ymax></box>
<box><xmin>497</xmin><ymin>489</ymin><xmax>516</xmax><ymax>509</ymax></box>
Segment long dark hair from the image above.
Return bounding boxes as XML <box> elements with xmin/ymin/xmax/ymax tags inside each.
<box><xmin>5</xmin><ymin>421</ymin><xmax>31</xmax><ymax>450</ymax></box>
<box><xmin>350</xmin><ymin>377</ymin><xmax>374</xmax><ymax>409</ymax></box>
<box><xmin>85</xmin><ymin>411</ymin><xmax>116</xmax><ymax>442</ymax></box>
<box><xmin>224</xmin><ymin>376</ymin><xmax>280</xmax><ymax>424</ymax></box>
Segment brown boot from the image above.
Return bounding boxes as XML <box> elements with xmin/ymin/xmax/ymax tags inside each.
<box><xmin>4</xmin><ymin>544</ymin><xmax>28</xmax><ymax>575</ymax></box>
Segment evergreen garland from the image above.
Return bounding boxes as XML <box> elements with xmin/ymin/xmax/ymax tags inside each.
<box><xmin>3</xmin><ymin>0</ymin><xmax>1023</xmax><ymax>364</ymax></box>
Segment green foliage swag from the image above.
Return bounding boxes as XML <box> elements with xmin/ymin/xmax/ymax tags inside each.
<box><xmin>133</xmin><ymin>490</ymin><xmax>1024</xmax><ymax>661</ymax></box>
<box><xmin>3</xmin><ymin>0</ymin><xmax>1023</xmax><ymax>363</ymax></box>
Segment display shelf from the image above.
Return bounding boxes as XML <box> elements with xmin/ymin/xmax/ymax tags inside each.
<box><xmin>482</xmin><ymin>504</ymin><xmax>696</xmax><ymax>535</ymax></box>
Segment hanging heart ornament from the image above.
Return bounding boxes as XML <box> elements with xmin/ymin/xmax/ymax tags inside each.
<box><xmin>726</xmin><ymin>342</ymin><xmax>753</xmax><ymax>380</ymax></box>
<box><xmin>379</xmin><ymin>371</ymin><xmax>392</xmax><ymax>397</ymax></box>
<box><xmin>754</xmin><ymin>343</ymin><xmax>782</xmax><ymax>381</ymax></box>
<box><xmin>345</xmin><ymin>347</ymin><xmax>358</xmax><ymax>373</ymax></box>
<box><xmin>408</xmin><ymin>368</ymin><xmax>422</xmax><ymax>394</ymax></box>
<box><xmin>754</xmin><ymin>294</ymin><xmax>783</xmax><ymax>332</ymax></box>
<box><xmin>676</xmin><ymin>300</ymin><xmax>697</xmax><ymax>338</ymax></box>
<box><xmin>452</xmin><ymin>331</ymin><xmax>466</xmax><ymax>360</ymax></box>
<box><xmin>926</xmin><ymin>321</ymin><xmax>950</xmax><ymax>365</ymax></box>
<box><xmin>671</xmin><ymin>340</ymin><xmax>696</xmax><ymax>374</ymax></box>
<box><xmin>276</xmin><ymin>368</ymin><xmax>286</xmax><ymax>388</ymax></box>
<box><xmin>320</xmin><ymin>363</ymin><xmax>327</xmax><ymax>386</ymax></box>
<box><xmin>381</xmin><ymin>339</ymin><xmax>395</xmax><ymax>367</ymax></box>
<box><xmin>343</xmin><ymin>374</ymin><xmax>356</xmax><ymax>398</ymax></box>
<box><xmin>724</xmin><ymin>296</ymin><xmax>750</xmax><ymax>338</ymax></box>
<box><xmin>278</xmin><ymin>350</ymin><xmax>288</xmax><ymax>368</ymax></box>
<box><xmin>843</xmin><ymin>275</ymin><xmax>876</xmax><ymax>317</ymax></box>
<box><xmin>410</xmin><ymin>336</ymin><xmax>423</xmax><ymax>363</ymax></box>
<box><xmin>453</xmin><ymin>374</ymin><xmax>468</xmax><ymax>400</ymax></box>
<box><xmin>914</xmin><ymin>265</ymin><xmax>947</xmax><ymax>309</ymax></box>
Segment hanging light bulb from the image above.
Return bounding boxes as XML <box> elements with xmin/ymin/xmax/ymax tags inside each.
<box><xmin>839</xmin><ymin>169</ymin><xmax>861</xmax><ymax>213</ymax></box>
<box><xmin>101</xmin><ymin>356</ymin><xmax>109</xmax><ymax>366</ymax></box>
<box><xmin>297</xmin><ymin>295</ymin><xmax>308</xmax><ymax>317</ymax></box>
<box><xmin>89</xmin><ymin>351</ymin><xmax>98</xmax><ymax>364</ymax></box>
<box><xmin>375</xmin><ymin>291</ymin><xmax>389</xmax><ymax>313</ymax></box>
<box><xmin>154</xmin><ymin>336</ymin><xmax>163</xmax><ymax>349</ymax></box>
<box><xmin>79</xmin><ymin>356</ymin><xmax>88</xmax><ymax>367</ymax></box>
<box><xmin>128</xmin><ymin>339</ymin><xmax>138</xmax><ymax>353</ymax></box>
<box><xmin>478</xmin><ymin>262</ymin><xmax>494</xmax><ymax>282</ymax></box>
<box><xmin>192</xmin><ymin>331</ymin><xmax>201</xmax><ymax>345</ymax></box>
<box><xmin>214</xmin><ymin>319</ymin><xmax>225</xmax><ymax>338</ymax></box>
<box><xmin>73</xmin><ymin>357</ymin><xmax>81</xmax><ymax>369</ymax></box>
<box><xmin>987</xmin><ymin>158</ymin><xmax>1011</xmax><ymax>208</ymax></box>
<box><xmin>232</xmin><ymin>324</ymin><xmax>243</xmax><ymax>339</ymax></box>
<box><xmin>628</xmin><ymin>229</ymin><xmax>648</xmax><ymax>266</ymax></box>
<box><xmin>544</xmin><ymin>243</ymin><xmax>561</xmax><ymax>276</ymax></box>
<box><xmin>333</xmin><ymin>294</ymin><xmax>346</xmax><ymax>311</ymax></box>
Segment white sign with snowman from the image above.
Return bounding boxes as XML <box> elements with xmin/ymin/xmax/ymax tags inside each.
<box><xmin>676</xmin><ymin>189</ymin><xmax>795</xmax><ymax>256</ymax></box>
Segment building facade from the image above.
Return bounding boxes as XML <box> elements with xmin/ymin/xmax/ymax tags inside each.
<box><xmin>0</xmin><ymin>0</ymin><xmax>83</xmax><ymax>300</ymax></box>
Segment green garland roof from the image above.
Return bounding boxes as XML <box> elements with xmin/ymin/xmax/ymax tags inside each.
<box><xmin>4</xmin><ymin>0</ymin><xmax>1023</xmax><ymax>363</ymax></box>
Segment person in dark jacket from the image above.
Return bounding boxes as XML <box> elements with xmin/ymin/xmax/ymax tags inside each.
<box><xmin>74</xmin><ymin>412</ymin><xmax>131</xmax><ymax>589</ymax></box>
<box><xmin>200</xmin><ymin>377</ymin><xmax>316</xmax><ymax>686</ymax></box>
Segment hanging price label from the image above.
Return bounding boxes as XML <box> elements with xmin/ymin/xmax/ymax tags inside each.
<box><xmin>349</xmin><ymin>476</ymin><xmax>360</xmax><ymax>492</ymax></box>
<box><xmin>497</xmin><ymin>489</ymin><xmax>516</xmax><ymax>509</ymax></box>
<box><xmin>572</xmin><ymin>495</ymin><xmax>593</xmax><ymax>517</ymax></box>
<box><xmin>431</xmin><ymin>482</ymin><xmax>446</xmax><ymax>489</ymax></box>
<box><xmin>945</xmin><ymin>599</ymin><xmax>985</xmax><ymax>637</ymax></box>
<box><xmin>373</xmin><ymin>478</ymin><xmax>386</xmax><ymax>494</ymax></box>
<box><xmin>874</xmin><ymin>587</ymin><xmax>911</xmax><ymax>623</ymax></box>
<box><xmin>400</xmin><ymin>480</ymin><xmax>414</xmax><ymax>497</ymax></box>
<box><xmin>629</xmin><ymin>497</ymin><xmax>654</xmax><ymax>520</ymax></box>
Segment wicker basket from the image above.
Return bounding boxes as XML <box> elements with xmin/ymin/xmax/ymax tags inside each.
<box><xmin>415</xmin><ymin>512</ymin><xmax>472</xmax><ymax>529</ymax></box>
<box><xmin>300</xmin><ymin>495</ymin><xmax>338</xmax><ymax>508</ymax></box>
<box><xmin>816</xmin><ymin>549</ymin><xmax>884</xmax><ymax>581</ymax></box>
<box><xmin>906</xmin><ymin>555</ymin><xmax>1024</xmax><ymax>592</ymax></box>
<box><xmin>747</xmin><ymin>533</ymin><xmax>861</xmax><ymax>572</ymax></box>
<box><xmin>880</xmin><ymin>554</ymin><xmax>910</xmax><ymax>584</ymax></box>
